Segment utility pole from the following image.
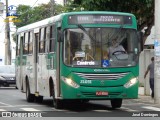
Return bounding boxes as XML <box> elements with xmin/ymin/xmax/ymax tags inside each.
<box><xmin>50</xmin><ymin>0</ymin><xmax>55</xmax><ymax>16</ymax></box>
<box><xmin>154</xmin><ymin>0</ymin><xmax>160</xmax><ymax>104</ymax></box>
<box><xmin>4</xmin><ymin>0</ymin><xmax>11</xmax><ymax>65</ymax></box>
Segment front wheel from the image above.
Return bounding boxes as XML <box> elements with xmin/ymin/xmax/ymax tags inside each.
<box><xmin>52</xmin><ymin>85</ymin><xmax>63</xmax><ymax>109</ymax></box>
<box><xmin>35</xmin><ymin>96</ymin><xmax>43</xmax><ymax>103</ymax></box>
<box><xmin>26</xmin><ymin>81</ymin><xmax>35</xmax><ymax>102</ymax></box>
<box><xmin>53</xmin><ymin>99</ymin><xmax>63</xmax><ymax>109</ymax></box>
<box><xmin>111</xmin><ymin>99</ymin><xmax>122</xmax><ymax>109</ymax></box>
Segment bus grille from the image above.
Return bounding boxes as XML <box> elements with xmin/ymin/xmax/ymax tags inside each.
<box><xmin>74</xmin><ymin>72</ymin><xmax>129</xmax><ymax>80</ymax></box>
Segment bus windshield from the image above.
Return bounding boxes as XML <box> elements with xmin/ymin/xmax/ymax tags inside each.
<box><xmin>64</xmin><ymin>27</ymin><xmax>139</xmax><ymax>68</ymax></box>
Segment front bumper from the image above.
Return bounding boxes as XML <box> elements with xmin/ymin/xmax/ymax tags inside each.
<box><xmin>60</xmin><ymin>81</ymin><xmax>138</xmax><ymax>100</ymax></box>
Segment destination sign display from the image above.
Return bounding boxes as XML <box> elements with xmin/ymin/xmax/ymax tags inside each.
<box><xmin>68</xmin><ymin>14</ymin><xmax>132</xmax><ymax>25</ymax></box>
<box><xmin>73</xmin><ymin>61</ymin><xmax>99</xmax><ymax>66</ymax></box>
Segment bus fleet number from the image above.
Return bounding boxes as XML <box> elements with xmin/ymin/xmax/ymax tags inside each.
<box><xmin>80</xmin><ymin>80</ymin><xmax>92</xmax><ymax>84</ymax></box>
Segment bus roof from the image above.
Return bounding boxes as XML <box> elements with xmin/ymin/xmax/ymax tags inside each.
<box><xmin>17</xmin><ymin>11</ymin><xmax>135</xmax><ymax>33</ymax></box>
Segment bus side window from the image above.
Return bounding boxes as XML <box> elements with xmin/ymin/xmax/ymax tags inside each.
<box><xmin>49</xmin><ymin>25</ymin><xmax>55</xmax><ymax>52</ymax></box>
<box><xmin>39</xmin><ymin>28</ymin><xmax>45</xmax><ymax>53</ymax></box>
<box><xmin>21</xmin><ymin>36</ymin><xmax>24</xmax><ymax>55</ymax></box>
<box><xmin>23</xmin><ymin>33</ymin><xmax>29</xmax><ymax>55</ymax></box>
<box><xmin>28</xmin><ymin>32</ymin><xmax>33</xmax><ymax>54</ymax></box>
<box><xmin>16</xmin><ymin>35</ymin><xmax>20</xmax><ymax>56</ymax></box>
<box><xmin>22</xmin><ymin>34</ymin><xmax>24</xmax><ymax>54</ymax></box>
<box><xmin>45</xmin><ymin>27</ymin><xmax>50</xmax><ymax>53</ymax></box>
<box><xmin>44</xmin><ymin>27</ymin><xmax>47</xmax><ymax>53</ymax></box>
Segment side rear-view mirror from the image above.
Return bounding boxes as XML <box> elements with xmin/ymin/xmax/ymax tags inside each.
<box><xmin>137</xmin><ymin>31</ymin><xmax>144</xmax><ymax>52</ymax></box>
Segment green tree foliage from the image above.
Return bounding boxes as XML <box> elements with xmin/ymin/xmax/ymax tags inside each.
<box><xmin>14</xmin><ymin>5</ymin><xmax>32</xmax><ymax>27</ymax></box>
<box><xmin>12</xmin><ymin>2</ymin><xmax>65</xmax><ymax>42</ymax></box>
<box><xmin>14</xmin><ymin>2</ymin><xmax>64</xmax><ymax>28</ymax></box>
<box><xmin>69</xmin><ymin>0</ymin><xmax>154</xmax><ymax>42</ymax></box>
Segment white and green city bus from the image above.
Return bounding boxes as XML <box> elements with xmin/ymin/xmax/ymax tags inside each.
<box><xmin>16</xmin><ymin>11</ymin><xmax>143</xmax><ymax>109</ymax></box>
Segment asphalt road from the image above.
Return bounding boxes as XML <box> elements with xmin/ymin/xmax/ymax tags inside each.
<box><xmin>0</xmin><ymin>87</ymin><xmax>159</xmax><ymax>120</ymax></box>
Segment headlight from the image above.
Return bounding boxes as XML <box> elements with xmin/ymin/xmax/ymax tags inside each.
<box><xmin>124</xmin><ymin>77</ymin><xmax>138</xmax><ymax>88</ymax></box>
<box><xmin>61</xmin><ymin>77</ymin><xmax>79</xmax><ymax>88</ymax></box>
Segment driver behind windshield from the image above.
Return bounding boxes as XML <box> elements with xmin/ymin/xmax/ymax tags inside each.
<box><xmin>108</xmin><ymin>38</ymin><xmax>126</xmax><ymax>58</ymax></box>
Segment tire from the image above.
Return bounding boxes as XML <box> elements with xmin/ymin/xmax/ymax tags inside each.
<box><xmin>4</xmin><ymin>82</ymin><xmax>9</xmax><ymax>87</ymax></box>
<box><xmin>111</xmin><ymin>99</ymin><xmax>122</xmax><ymax>109</ymax></box>
<box><xmin>35</xmin><ymin>96</ymin><xmax>43</xmax><ymax>103</ymax></box>
<box><xmin>26</xmin><ymin>81</ymin><xmax>35</xmax><ymax>102</ymax></box>
<box><xmin>52</xmin><ymin>85</ymin><xmax>63</xmax><ymax>109</ymax></box>
<box><xmin>53</xmin><ymin>99</ymin><xmax>63</xmax><ymax>109</ymax></box>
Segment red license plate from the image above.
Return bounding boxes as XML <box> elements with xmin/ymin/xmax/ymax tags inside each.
<box><xmin>96</xmin><ymin>91</ymin><xmax>108</xmax><ymax>96</ymax></box>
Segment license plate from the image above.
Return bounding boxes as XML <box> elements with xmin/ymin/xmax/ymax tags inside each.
<box><xmin>96</xmin><ymin>91</ymin><xmax>108</xmax><ymax>96</ymax></box>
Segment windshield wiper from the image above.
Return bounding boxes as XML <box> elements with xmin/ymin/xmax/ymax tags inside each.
<box><xmin>77</xmin><ymin>24</ymin><xmax>96</xmax><ymax>43</ymax></box>
<box><xmin>106</xmin><ymin>24</ymin><xmax>124</xmax><ymax>46</ymax></box>
<box><xmin>109</xmin><ymin>24</ymin><xmax>124</xmax><ymax>40</ymax></box>
<box><xmin>77</xmin><ymin>24</ymin><xmax>99</xmax><ymax>57</ymax></box>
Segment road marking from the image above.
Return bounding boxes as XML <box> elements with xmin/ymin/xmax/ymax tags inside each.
<box><xmin>142</xmin><ymin>106</ymin><xmax>160</xmax><ymax>111</ymax></box>
<box><xmin>0</xmin><ymin>105</ymin><xmax>43</xmax><ymax>108</ymax></box>
<box><xmin>0</xmin><ymin>109</ymin><xmax>7</xmax><ymax>111</ymax></box>
<box><xmin>21</xmin><ymin>108</ymin><xmax>40</xmax><ymax>111</ymax></box>
<box><xmin>13</xmin><ymin>105</ymin><xmax>43</xmax><ymax>107</ymax></box>
<box><xmin>51</xmin><ymin>108</ymin><xmax>68</xmax><ymax>112</ymax></box>
<box><xmin>0</xmin><ymin>102</ymin><xmax>13</xmax><ymax>107</ymax></box>
<box><xmin>92</xmin><ymin>110</ymin><xmax>111</xmax><ymax>112</ymax></box>
<box><xmin>121</xmin><ymin>107</ymin><xmax>138</xmax><ymax>112</ymax></box>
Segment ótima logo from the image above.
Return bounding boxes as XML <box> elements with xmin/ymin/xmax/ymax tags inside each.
<box><xmin>4</xmin><ymin>5</ymin><xmax>21</xmax><ymax>22</ymax></box>
<box><xmin>7</xmin><ymin>5</ymin><xmax>18</xmax><ymax>18</ymax></box>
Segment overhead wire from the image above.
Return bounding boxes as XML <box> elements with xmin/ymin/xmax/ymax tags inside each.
<box><xmin>17</xmin><ymin>0</ymin><xmax>40</xmax><ymax>16</ymax></box>
<box><xmin>0</xmin><ymin>0</ymin><xmax>40</xmax><ymax>32</ymax></box>
<box><xmin>0</xmin><ymin>0</ymin><xmax>41</xmax><ymax>44</ymax></box>
<box><xmin>0</xmin><ymin>0</ymin><xmax>40</xmax><ymax>19</ymax></box>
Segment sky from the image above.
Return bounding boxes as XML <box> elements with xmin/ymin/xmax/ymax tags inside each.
<box><xmin>0</xmin><ymin>0</ymin><xmax>62</xmax><ymax>65</ymax></box>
